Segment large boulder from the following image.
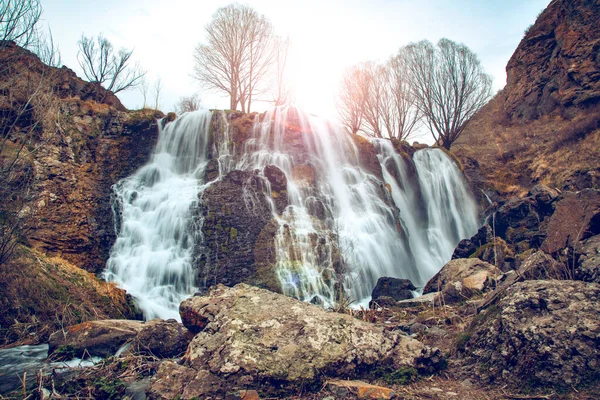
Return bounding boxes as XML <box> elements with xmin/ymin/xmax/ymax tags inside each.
<box><xmin>157</xmin><ymin>284</ymin><xmax>444</xmax><ymax>398</ymax></box>
<box><xmin>132</xmin><ymin>319</ymin><xmax>195</xmax><ymax>358</ymax></box>
<box><xmin>423</xmin><ymin>259</ymin><xmax>501</xmax><ymax>303</ymax></box>
<box><xmin>462</xmin><ymin>280</ymin><xmax>600</xmax><ymax>389</ymax></box>
<box><xmin>48</xmin><ymin>320</ymin><xmax>143</xmax><ymax>358</ymax></box>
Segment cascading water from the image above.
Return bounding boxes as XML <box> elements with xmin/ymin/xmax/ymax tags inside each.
<box><xmin>104</xmin><ymin>110</ymin><xmax>214</xmax><ymax>320</ymax></box>
<box><xmin>413</xmin><ymin>149</ymin><xmax>480</xmax><ymax>266</ymax></box>
<box><xmin>376</xmin><ymin>141</ymin><xmax>480</xmax><ymax>282</ymax></box>
<box><xmin>237</xmin><ymin>108</ymin><xmax>424</xmax><ymax>305</ymax></box>
<box><xmin>104</xmin><ymin>106</ymin><xmax>480</xmax><ymax>318</ymax></box>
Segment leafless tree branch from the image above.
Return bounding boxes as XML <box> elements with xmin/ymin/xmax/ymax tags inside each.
<box><xmin>77</xmin><ymin>34</ymin><xmax>146</xmax><ymax>94</ymax></box>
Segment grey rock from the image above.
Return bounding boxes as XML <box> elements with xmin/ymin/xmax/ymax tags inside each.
<box><xmin>463</xmin><ymin>280</ymin><xmax>600</xmax><ymax>388</ymax></box>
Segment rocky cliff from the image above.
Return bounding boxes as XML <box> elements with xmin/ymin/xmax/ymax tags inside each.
<box><xmin>0</xmin><ymin>42</ymin><xmax>158</xmax><ymax>344</ymax></box>
<box><xmin>454</xmin><ymin>0</ymin><xmax>600</xmax><ymax>197</ymax></box>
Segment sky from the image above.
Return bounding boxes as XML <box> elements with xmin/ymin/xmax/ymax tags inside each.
<box><xmin>40</xmin><ymin>0</ymin><xmax>550</xmax><ymax>126</ymax></box>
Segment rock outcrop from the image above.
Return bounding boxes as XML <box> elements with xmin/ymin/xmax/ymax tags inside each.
<box><xmin>1</xmin><ymin>41</ymin><xmax>161</xmax><ymax>273</ymax></box>
<box><xmin>148</xmin><ymin>284</ymin><xmax>445</xmax><ymax>398</ymax></box>
<box><xmin>504</xmin><ymin>0</ymin><xmax>600</xmax><ymax>121</ymax></box>
<box><xmin>541</xmin><ymin>188</ymin><xmax>600</xmax><ymax>253</ymax></box>
<box><xmin>462</xmin><ymin>280</ymin><xmax>600</xmax><ymax>389</ymax></box>
<box><xmin>453</xmin><ymin>0</ymin><xmax>600</xmax><ymax>195</ymax></box>
<box><xmin>195</xmin><ymin>170</ymin><xmax>277</xmax><ymax>291</ymax></box>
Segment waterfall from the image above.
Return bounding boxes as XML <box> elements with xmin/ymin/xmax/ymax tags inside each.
<box><xmin>104</xmin><ymin>106</ymin><xmax>479</xmax><ymax>318</ymax></box>
<box><xmin>237</xmin><ymin>108</ymin><xmax>423</xmax><ymax>306</ymax></box>
<box><xmin>376</xmin><ymin>142</ymin><xmax>479</xmax><ymax>283</ymax></box>
<box><xmin>104</xmin><ymin>110</ymin><xmax>214</xmax><ymax>320</ymax></box>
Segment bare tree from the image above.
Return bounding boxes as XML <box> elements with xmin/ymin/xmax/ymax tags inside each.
<box><xmin>337</xmin><ymin>65</ymin><xmax>369</xmax><ymax>135</ymax></box>
<box><xmin>404</xmin><ymin>38</ymin><xmax>492</xmax><ymax>149</ymax></box>
<box><xmin>153</xmin><ymin>77</ymin><xmax>162</xmax><ymax>111</ymax></box>
<box><xmin>271</xmin><ymin>36</ymin><xmax>293</xmax><ymax>106</ymax></box>
<box><xmin>138</xmin><ymin>76</ymin><xmax>150</xmax><ymax>108</ymax></box>
<box><xmin>379</xmin><ymin>51</ymin><xmax>421</xmax><ymax>141</ymax></box>
<box><xmin>77</xmin><ymin>34</ymin><xmax>146</xmax><ymax>94</ymax></box>
<box><xmin>193</xmin><ymin>4</ymin><xmax>277</xmax><ymax>113</ymax></box>
<box><xmin>0</xmin><ymin>0</ymin><xmax>42</xmax><ymax>49</ymax></box>
<box><xmin>360</xmin><ymin>62</ymin><xmax>386</xmax><ymax>138</ymax></box>
<box><xmin>175</xmin><ymin>93</ymin><xmax>202</xmax><ymax>114</ymax></box>
<box><xmin>31</xmin><ymin>26</ymin><xmax>62</xmax><ymax>67</ymax></box>
<box><xmin>337</xmin><ymin>59</ymin><xmax>419</xmax><ymax>140</ymax></box>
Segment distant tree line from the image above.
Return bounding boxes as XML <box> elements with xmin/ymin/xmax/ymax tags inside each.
<box><xmin>338</xmin><ymin>39</ymin><xmax>492</xmax><ymax>148</ymax></box>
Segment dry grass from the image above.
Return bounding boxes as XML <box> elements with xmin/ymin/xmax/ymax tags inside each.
<box><xmin>0</xmin><ymin>246</ymin><xmax>139</xmax><ymax>347</ymax></box>
<box><xmin>453</xmin><ymin>93</ymin><xmax>600</xmax><ymax>196</ymax></box>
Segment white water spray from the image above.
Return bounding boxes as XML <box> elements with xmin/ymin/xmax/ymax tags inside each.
<box><xmin>104</xmin><ymin>111</ymin><xmax>214</xmax><ymax>320</ymax></box>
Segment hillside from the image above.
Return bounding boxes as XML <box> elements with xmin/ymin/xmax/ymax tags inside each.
<box><xmin>0</xmin><ymin>42</ymin><xmax>158</xmax><ymax>344</ymax></box>
<box><xmin>454</xmin><ymin>0</ymin><xmax>600</xmax><ymax>198</ymax></box>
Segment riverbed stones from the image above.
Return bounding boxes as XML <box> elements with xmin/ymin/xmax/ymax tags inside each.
<box><xmin>170</xmin><ymin>284</ymin><xmax>444</xmax><ymax>397</ymax></box>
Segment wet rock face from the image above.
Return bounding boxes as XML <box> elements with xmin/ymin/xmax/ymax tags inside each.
<box><xmin>504</xmin><ymin>0</ymin><xmax>600</xmax><ymax>121</ymax></box>
<box><xmin>195</xmin><ymin>170</ymin><xmax>275</xmax><ymax>290</ymax></box>
<box><xmin>457</xmin><ymin>185</ymin><xmax>560</xmax><ymax>270</ymax></box>
<box><xmin>1</xmin><ymin>43</ymin><xmax>161</xmax><ymax>273</ymax></box>
<box><xmin>27</xmin><ymin>109</ymin><xmax>160</xmax><ymax>273</ymax></box>
<box><xmin>463</xmin><ymin>280</ymin><xmax>600</xmax><ymax>389</ymax></box>
<box><xmin>169</xmin><ymin>284</ymin><xmax>445</xmax><ymax>397</ymax></box>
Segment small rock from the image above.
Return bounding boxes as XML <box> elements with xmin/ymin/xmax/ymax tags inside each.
<box><xmin>225</xmin><ymin>389</ymin><xmax>261</xmax><ymax>400</ymax></box>
<box><xmin>445</xmin><ymin>314</ymin><xmax>463</xmax><ymax>326</ymax></box>
<box><xmin>409</xmin><ymin>323</ymin><xmax>427</xmax><ymax>335</ymax></box>
<box><xmin>326</xmin><ymin>380</ymin><xmax>396</xmax><ymax>400</ymax></box>
<box><xmin>460</xmin><ymin>378</ymin><xmax>473</xmax><ymax>387</ymax></box>
<box><xmin>422</xmin><ymin>317</ymin><xmax>439</xmax><ymax>327</ymax></box>
<box><xmin>426</xmin><ymin>327</ymin><xmax>447</xmax><ymax>337</ymax></box>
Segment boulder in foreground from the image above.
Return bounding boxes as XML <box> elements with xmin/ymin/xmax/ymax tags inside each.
<box><xmin>49</xmin><ymin>319</ymin><xmax>143</xmax><ymax>358</ymax></box>
<box><xmin>462</xmin><ymin>280</ymin><xmax>600</xmax><ymax>389</ymax></box>
<box><xmin>148</xmin><ymin>284</ymin><xmax>444</xmax><ymax>398</ymax></box>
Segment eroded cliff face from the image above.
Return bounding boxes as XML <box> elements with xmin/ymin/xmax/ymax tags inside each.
<box><xmin>0</xmin><ymin>43</ymin><xmax>157</xmax><ymax>343</ymax></box>
<box><xmin>505</xmin><ymin>0</ymin><xmax>600</xmax><ymax>121</ymax></box>
<box><xmin>28</xmin><ymin>103</ymin><xmax>160</xmax><ymax>273</ymax></box>
<box><xmin>454</xmin><ymin>0</ymin><xmax>600</xmax><ymax>198</ymax></box>
<box><xmin>1</xmin><ymin>42</ymin><xmax>160</xmax><ymax>273</ymax></box>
